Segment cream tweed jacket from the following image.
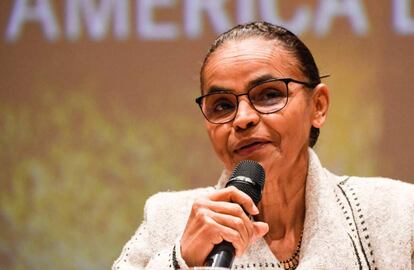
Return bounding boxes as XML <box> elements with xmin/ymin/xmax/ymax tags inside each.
<box><xmin>113</xmin><ymin>149</ymin><xmax>414</xmax><ymax>269</ymax></box>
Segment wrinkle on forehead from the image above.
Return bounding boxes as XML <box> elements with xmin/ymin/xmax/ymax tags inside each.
<box><xmin>201</xmin><ymin>38</ymin><xmax>301</xmax><ymax>92</ymax></box>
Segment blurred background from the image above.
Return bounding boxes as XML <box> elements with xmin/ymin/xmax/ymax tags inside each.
<box><xmin>1</xmin><ymin>0</ymin><xmax>413</xmax><ymax>269</ymax></box>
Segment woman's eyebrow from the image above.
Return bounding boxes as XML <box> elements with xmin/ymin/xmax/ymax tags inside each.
<box><xmin>206</xmin><ymin>85</ymin><xmax>233</xmax><ymax>94</ymax></box>
<box><xmin>206</xmin><ymin>74</ymin><xmax>277</xmax><ymax>94</ymax></box>
<box><xmin>247</xmin><ymin>74</ymin><xmax>277</xmax><ymax>89</ymax></box>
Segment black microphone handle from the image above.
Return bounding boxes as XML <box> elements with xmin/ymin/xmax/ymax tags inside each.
<box><xmin>204</xmin><ymin>240</ymin><xmax>235</xmax><ymax>268</ymax></box>
<box><xmin>204</xmin><ymin>160</ymin><xmax>265</xmax><ymax>268</ymax></box>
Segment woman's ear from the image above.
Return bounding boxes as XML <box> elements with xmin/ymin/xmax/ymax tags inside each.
<box><xmin>311</xmin><ymin>83</ymin><xmax>330</xmax><ymax>128</ymax></box>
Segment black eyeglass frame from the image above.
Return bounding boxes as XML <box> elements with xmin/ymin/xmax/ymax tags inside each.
<box><xmin>195</xmin><ymin>76</ymin><xmax>329</xmax><ymax>124</ymax></box>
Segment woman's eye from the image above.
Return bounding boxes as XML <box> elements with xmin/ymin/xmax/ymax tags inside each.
<box><xmin>214</xmin><ymin>100</ymin><xmax>235</xmax><ymax>112</ymax></box>
<box><xmin>259</xmin><ymin>88</ymin><xmax>284</xmax><ymax>101</ymax></box>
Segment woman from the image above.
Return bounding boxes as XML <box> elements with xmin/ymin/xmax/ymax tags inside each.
<box><xmin>113</xmin><ymin>22</ymin><xmax>414</xmax><ymax>270</ymax></box>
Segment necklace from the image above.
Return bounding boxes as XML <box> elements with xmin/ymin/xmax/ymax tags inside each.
<box><xmin>279</xmin><ymin>231</ymin><xmax>303</xmax><ymax>270</ymax></box>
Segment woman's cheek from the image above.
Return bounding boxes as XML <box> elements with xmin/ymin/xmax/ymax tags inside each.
<box><xmin>208</xmin><ymin>126</ymin><xmax>234</xmax><ymax>169</ymax></box>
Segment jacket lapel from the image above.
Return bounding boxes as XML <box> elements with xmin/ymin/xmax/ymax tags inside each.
<box><xmin>216</xmin><ymin>150</ymin><xmax>359</xmax><ymax>269</ymax></box>
<box><xmin>297</xmin><ymin>149</ymin><xmax>357</xmax><ymax>269</ymax></box>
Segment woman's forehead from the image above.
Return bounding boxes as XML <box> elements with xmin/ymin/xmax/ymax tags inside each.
<box><xmin>213</xmin><ymin>38</ymin><xmax>284</xmax><ymax>59</ymax></box>
<box><xmin>202</xmin><ymin>38</ymin><xmax>301</xmax><ymax>89</ymax></box>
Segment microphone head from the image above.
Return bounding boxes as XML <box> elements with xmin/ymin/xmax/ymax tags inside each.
<box><xmin>226</xmin><ymin>160</ymin><xmax>265</xmax><ymax>205</ymax></box>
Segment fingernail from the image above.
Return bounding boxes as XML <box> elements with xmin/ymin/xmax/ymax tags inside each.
<box><xmin>252</xmin><ymin>205</ymin><xmax>259</xmax><ymax>215</ymax></box>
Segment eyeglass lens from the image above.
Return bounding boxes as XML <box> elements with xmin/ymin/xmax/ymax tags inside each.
<box><xmin>201</xmin><ymin>80</ymin><xmax>288</xmax><ymax>123</ymax></box>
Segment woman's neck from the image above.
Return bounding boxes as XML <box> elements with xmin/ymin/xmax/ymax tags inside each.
<box><xmin>257</xmin><ymin>148</ymin><xmax>308</xmax><ymax>259</ymax></box>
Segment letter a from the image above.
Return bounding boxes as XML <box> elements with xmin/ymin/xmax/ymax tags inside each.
<box><xmin>6</xmin><ymin>0</ymin><xmax>59</xmax><ymax>42</ymax></box>
<box><xmin>315</xmin><ymin>0</ymin><xmax>369</xmax><ymax>36</ymax></box>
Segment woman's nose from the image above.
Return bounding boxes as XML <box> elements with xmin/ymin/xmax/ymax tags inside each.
<box><xmin>232</xmin><ymin>98</ymin><xmax>260</xmax><ymax>130</ymax></box>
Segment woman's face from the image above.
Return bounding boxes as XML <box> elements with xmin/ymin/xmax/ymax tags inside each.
<box><xmin>201</xmin><ymin>38</ymin><xmax>329</xmax><ymax>175</ymax></box>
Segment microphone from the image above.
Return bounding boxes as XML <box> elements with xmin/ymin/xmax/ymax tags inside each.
<box><xmin>204</xmin><ymin>160</ymin><xmax>265</xmax><ymax>268</ymax></box>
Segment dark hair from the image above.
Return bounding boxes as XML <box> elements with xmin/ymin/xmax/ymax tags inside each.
<box><xmin>200</xmin><ymin>21</ymin><xmax>322</xmax><ymax>147</ymax></box>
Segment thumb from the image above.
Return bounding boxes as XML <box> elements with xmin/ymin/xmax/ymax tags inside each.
<box><xmin>251</xmin><ymin>222</ymin><xmax>269</xmax><ymax>243</ymax></box>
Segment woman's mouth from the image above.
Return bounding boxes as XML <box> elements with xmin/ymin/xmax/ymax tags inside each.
<box><xmin>234</xmin><ymin>141</ymin><xmax>269</xmax><ymax>156</ymax></box>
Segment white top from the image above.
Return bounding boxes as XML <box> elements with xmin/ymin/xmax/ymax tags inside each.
<box><xmin>113</xmin><ymin>149</ymin><xmax>414</xmax><ymax>269</ymax></box>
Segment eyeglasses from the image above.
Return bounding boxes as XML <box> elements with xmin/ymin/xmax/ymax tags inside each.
<box><xmin>195</xmin><ymin>77</ymin><xmax>323</xmax><ymax>124</ymax></box>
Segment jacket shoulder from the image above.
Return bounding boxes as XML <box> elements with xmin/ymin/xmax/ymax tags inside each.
<box><xmin>339</xmin><ymin>176</ymin><xmax>414</xmax><ymax>213</ymax></box>
<box><xmin>112</xmin><ymin>187</ymin><xmax>215</xmax><ymax>270</ymax></box>
<box><xmin>345</xmin><ymin>176</ymin><xmax>414</xmax><ymax>203</ymax></box>
<box><xmin>143</xmin><ymin>187</ymin><xmax>215</xmax><ymax>235</ymax></box>
<box><xmin>336</xmin><ymin>175</ymin><xmax>414</xmax><ymax>267</ymax></box>
<box><xmin>340</xmin><ymin>176</ymin><xmax>414</xmax><ymax>238</ymax></box>
<box><xmin>144</xmin><ymin>187</ymin><xmax>215</xmax><ymax>218</ymax></box>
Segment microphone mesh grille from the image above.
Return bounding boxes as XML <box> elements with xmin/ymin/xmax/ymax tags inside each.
<box><xmin>227</xmin><ymin>160</ymin><xmax>265</xmax><ymax>205</ymax></box>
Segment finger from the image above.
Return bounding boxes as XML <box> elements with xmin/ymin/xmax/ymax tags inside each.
<box><xmin>212</xmin><ymin>220</ymin><xmax>246</xmax><ymax>256</ymax></box>
<box><xmin>251</xmin><ymin>221</ymin><xmax>269</xmax><ymax>243</ymax></box>
<box><xmin>186</xmin><ymin>198</ymin><xmax>251</xmax><ymax>244</ymax></box>
<box><xmin>209</xmin><ymin>186</ymin><xmax>259</xmax><ymax>216</ymax></box>
<box><xmin>190</xmin><ymin>207</ymin><xmax>247</xmax><ymax>249</ymax></box>
<box><xmin>181</xmin><ymin>208</ymin><xmax>235</xmax><ymax>266</ymax></box>
<box><xmin>203</xmin><ymin>200</ymin><xmax>254</xmax><ymax>241</ymax></box>
<box><xmin>192</xmin><ymin>212</ymin><xmax>246</xmax><ymax>256</ymax></box>
<box><xmin>208</xmin><ymin>211</ymin><xmax>250</xmax><ymax>250</ymax></box>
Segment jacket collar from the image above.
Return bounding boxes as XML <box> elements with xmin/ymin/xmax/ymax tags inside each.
<box><xmin>216</xmin><ymin>149</ymin><xmax>356</xmax><ymax>268</ymax></box>
<box><xmin>297</xmin><ymin>149</ymin><xmax>355</xmax><ymax>269</ymax></box>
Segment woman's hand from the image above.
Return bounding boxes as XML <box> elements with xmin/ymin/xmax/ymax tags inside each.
<box><xmin>180</xmin><ymin>186</ymin><xmax>269</xmax><ymax>267</ymax></box>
